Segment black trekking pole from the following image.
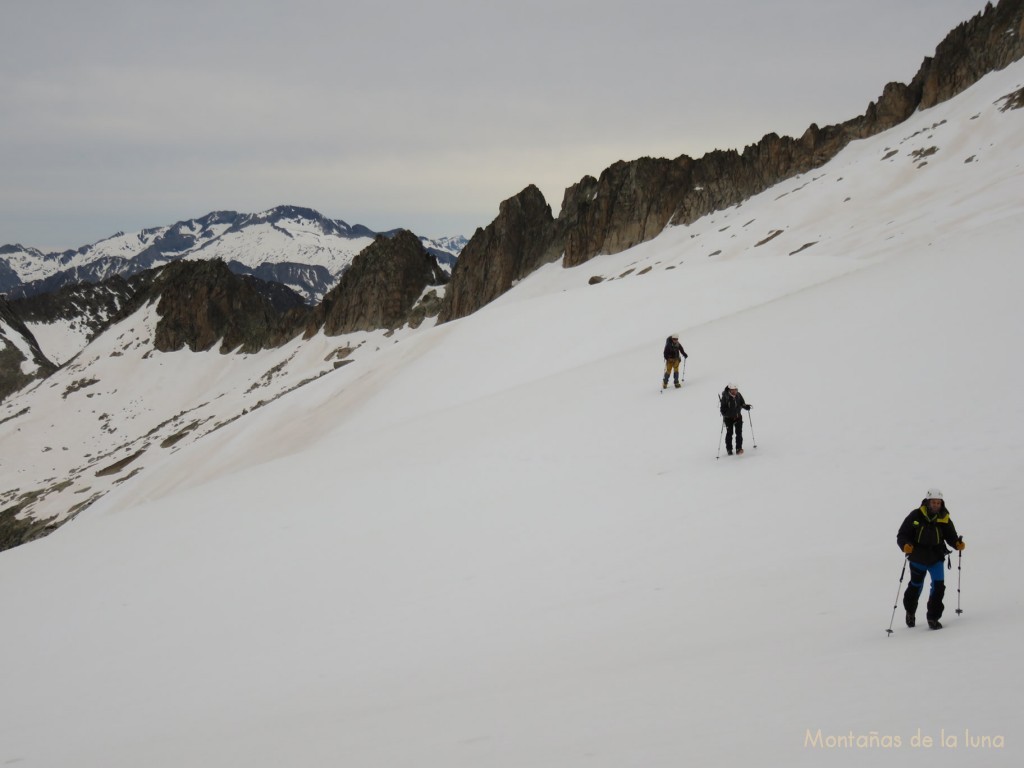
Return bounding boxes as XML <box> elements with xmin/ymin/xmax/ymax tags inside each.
<box><xmin>886</xmin><ymin>556</ymin><xmax>909</xmax><ymax>637</ymax></box>
<box><xmin>747</xmin><ymin>409</ymin><xmax>757</xmax><ymax>449</ymax></box>
<box><xmin>716</xmin><ymin>395</ymin><xmax>725</xmax><ymax>459</ymax></box>
<box><xmin>955</xmin><ymin>537</ymin><xmax>963</xmax><ymax>616</ymax></box>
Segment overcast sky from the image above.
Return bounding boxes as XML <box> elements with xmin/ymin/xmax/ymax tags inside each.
<box><xmin>1</xmin><ymin>0</ymin><xmax>988</xmax><ymax>250</ymax></box>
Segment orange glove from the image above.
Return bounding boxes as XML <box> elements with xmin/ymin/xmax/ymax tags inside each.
<box><xmin>902</xmin><ymin>543</ymin><xmax>914</xmax><ymax>554</ymax></box>
<box><xmin>954</xmin><ymin>540</ymin><xmax>966</xmax><ymax>551</ymax></box>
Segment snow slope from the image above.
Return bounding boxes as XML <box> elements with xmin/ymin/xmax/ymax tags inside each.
<box><xmin>0</xmin><ymin>302</ymin><xmax>430</xmax><ymax>528</ymax></box>
<box><xmin>22</xmin><ymin>316</ymin><xmax>93</xmax><ymax>366</ymax></box>
<box><xmin>1</xmin><ymin>62</ymin><xmax>1023</xmax><ymax>767</ymax></box>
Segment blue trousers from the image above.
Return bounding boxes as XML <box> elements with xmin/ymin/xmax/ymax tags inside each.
<box><xmin>909</xmin><ymin>561</ymin><xmax>945</xmax><ymax>591</ymax></box>
<box><xmin>904</xmin><ymin>560</ymin><xmax>947</xmax><ymax>620</ymax></box>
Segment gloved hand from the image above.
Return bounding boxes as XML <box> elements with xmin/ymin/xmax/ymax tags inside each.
<box><xmin>744</xmin><ymin>404</ymin><xmax>752</xmax><ymax>410</ymax></box>
<box><xmin>954</xmin><ymin>540</ymin><xmax>966</xmax><ymax>551</ymax></box>
<box><xmin>902</xmin><ymin>543</ymin><xmax>914</xmax><ymax>554</ymax></box>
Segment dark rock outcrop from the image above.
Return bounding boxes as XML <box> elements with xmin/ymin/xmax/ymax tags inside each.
<box><xmin>0</xmin><ymin>505</ymin><xmax>61</xmax><ymax>553</ymax></box>
<box><xmin>919</xmin><ymin>0</ymin><xmax>1024</xmax><ymax>108</ymax></box>
<box><xmin>0</xmin><ymin>296</ymin><xmax>57</xmax><ymax>402</ymax></box>
<box><xmin>437</xmin><ymin>186</ymin><xmax>558</xmax><ymax>323</ymax></box>
<box><xmin>4</xmin><ymin>233</ymin><xmax>449</xmax><ymax>372</ymax></box>
<box><xmin>440</xmin><ymin>0</ymin><xmax>1024</xmax><ymax>321</ymax></box>
<box><xmin>0</xmin><ymin>253</ymin><xmax>22</xmax><ymax>294</ymax></box>
<box><xmin>145</xmin><ymin>260</ymin><xmax>310</xmax><ymax>354</ymax></box>
<box><xmin>313</xmin><ymin>230</ymin><xmax>448</xmax><ymax>335</ymax></box>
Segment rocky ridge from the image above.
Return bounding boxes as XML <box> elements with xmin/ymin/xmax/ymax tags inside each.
<box><xmin>0</xmin><ymin>227</ymin><xmax>450</xmax><ymax>403</ymax></box>
<box><xmin>0</xmin><ymin>297</ymin><xmax>58</xmax><ymax>403</ymax></box>
<box><xmin>313</xmin><ymin>230</ymin><xmax>449</xmax><ymax>336</ymax></box>
<box><xmin>440</xmin><ymin>0</ymin><xmax>1024</xmax><ymax>322</ymax></box>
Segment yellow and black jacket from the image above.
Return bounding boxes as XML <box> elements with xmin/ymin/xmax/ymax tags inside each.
<box><xmin>896</xmin><ymin>502</ymin><xmax>961</xmax><ymax>566</ymax></box>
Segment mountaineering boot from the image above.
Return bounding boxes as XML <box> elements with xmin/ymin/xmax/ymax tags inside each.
<box><xmin>926</xmin><ymin>582</ymin><xmax>946</xmax><ymax>628</ymax></box>
<box><xmin>903</xmin><ymin>585</ymin><xmax>922</xmax><ymax>629</ymax></box>
<box><xmin>674</xmin><ymin>381</ymin><xmax>681</xmax><ymax>388</ymax></box>
<box><xmin>736</xmin><ymin>448</ymin><xmax>744</xmax><ymax>455</ymax></box>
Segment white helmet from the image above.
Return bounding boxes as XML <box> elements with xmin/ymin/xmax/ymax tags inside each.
<box><xmin>925</xmin><ymin>488</ymin><xmax>944</xmax><ymax>500</ymax></box>
<box><xmin>727</xmin><ymin>382</ymin><xmax>738</xmax><ymax>390</ymax></box>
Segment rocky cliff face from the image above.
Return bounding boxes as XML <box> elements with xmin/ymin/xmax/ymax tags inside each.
<box><xmin>919</xmin><ymin>0</ymin><xmax>1024</xmax><ymax>108</ymax></box>
<box><xmin>0</xmin><ymin>297</ymin><xmax>57</xmax><ymax>402</ymax></box>
<box><xmin>146</xmin><ymin>232</ymin><xmax>448</xmax><ymax>349</ymax></box>
<box><xmin>438</xmin><ymin>186</ymin><xmax>557</xmax><ymax>324</ymax></box>
<box><xmin>145</xmin><ymin>260</ymin><xmax>309</xmax><ymax>354</ymax></box>
<box><xmin>440</xmin><ymin>0</ymin><xmax>1024</xmax><ymax>321</ymax></box>
<box><xmin>314</xmin><ymin>230</ymin><xmax>449</xmax><ymax>335</ymax></box>
<box><xmin>2</xmin><ymin>230</ymin><xmax>450</xmax><ymax>397</ymax></box>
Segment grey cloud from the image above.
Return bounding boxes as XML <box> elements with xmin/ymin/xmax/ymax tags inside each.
<box><xmin>1</xmin><ymin>0</ymin><xmax>988</xmax><ymax>249</ymax></box>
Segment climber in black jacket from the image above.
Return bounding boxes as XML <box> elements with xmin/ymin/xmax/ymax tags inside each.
<box><xmin>896</xmin><ymin>488</ymin><xmax>966</xmax><ymax>629</ymax></box>
<box><xmin>719</xmin><ymin>383</ymin><xmax>751</xmax><ymax>455</ymax></box>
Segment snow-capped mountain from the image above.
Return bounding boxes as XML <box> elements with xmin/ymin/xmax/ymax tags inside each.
<box><xmin>420</xmin><ymin>234</ymin><xmax>469</xmax><ymax>271</ymax></box>
<box><xmin>0</xmin><ymin>52</ymin><xmax>1022</xmax><ymax>768</ymax></box>
<box><xmin>0</xmin><ymin>206</ymin><xmax>466</xmax><ymax>304</ymax></box>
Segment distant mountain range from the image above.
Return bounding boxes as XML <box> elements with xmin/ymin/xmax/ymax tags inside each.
<box><xmin>0</xmin><ymin>205</ymin><xmax>467</xmax><ymax>304</ymax></box>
